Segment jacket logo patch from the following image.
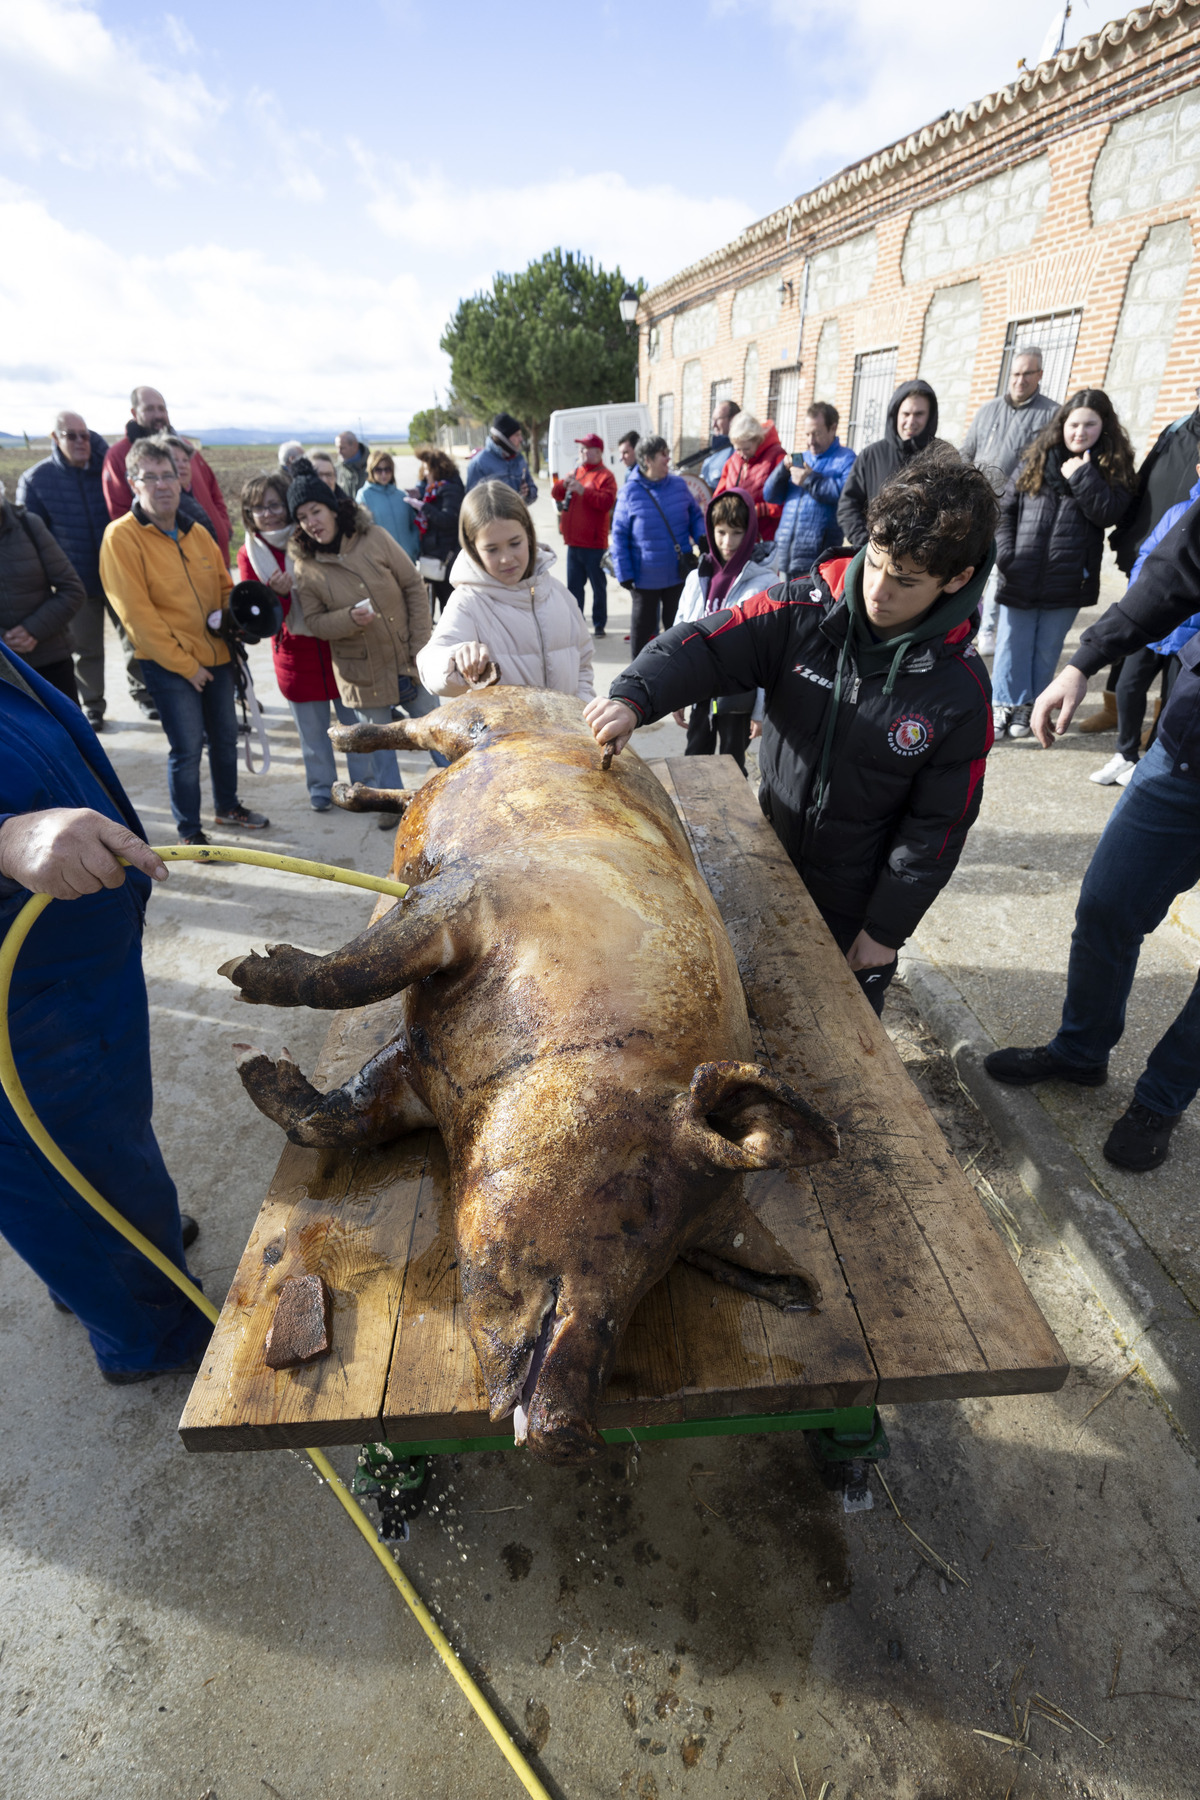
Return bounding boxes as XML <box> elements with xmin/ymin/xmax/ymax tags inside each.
<box><xmin>887</xmin><ymin>712</ymin><xmax>934</xmax><ymax>756</ymax></box>
<box><xmin>792</xmin><ymin>661</ymin><xmax>834</xmax><ymax>689</ymax></box>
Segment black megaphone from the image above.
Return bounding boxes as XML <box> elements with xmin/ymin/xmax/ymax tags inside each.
<box><xmin>225</xmin><ymin>579</ymin><xmax>284</xmax><ymax>645</ymax></box>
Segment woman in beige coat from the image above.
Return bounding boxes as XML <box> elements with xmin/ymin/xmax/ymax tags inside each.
<box><xmin>416</xmin><ymin>481</ymin><xmax>595</xmax><ymax>703</ymax></box>
<box><xmin>288</xmin><ymin>461</ymin><xmax>442</xmax><ymax>804</ymax></box>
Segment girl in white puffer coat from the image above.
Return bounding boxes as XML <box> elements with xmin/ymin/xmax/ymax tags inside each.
<box><xmin>416</xmin><ymin>481</ymin><xmax>595</xmax><ymax>703</ymax></box>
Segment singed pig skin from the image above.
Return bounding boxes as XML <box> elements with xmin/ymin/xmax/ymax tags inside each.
<box><xmin>222</xmin><ymin>689</ymin><xmax>837</xmax><ymax>1462</ymax></box>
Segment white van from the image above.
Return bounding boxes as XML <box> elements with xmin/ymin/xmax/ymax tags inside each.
<box><xmin>547</xmin><ymin>403</ymin><xmax>651</xmax><ymax>491</ymax></box>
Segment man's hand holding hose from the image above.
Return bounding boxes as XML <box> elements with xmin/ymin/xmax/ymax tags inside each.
<box><xmin>584</xmin><ymin>696</ymin><xmax>639</xmax><ymax>759</ymax></box>
<box><xmin>0</xmin><ymin>809</ymin><xmax>168</xmax><ymax>900</ymax></box>
<box><xmin>1030</xmin><ymin>667</ymin><xmax>1089</xmax><ymax>748</ymax></box>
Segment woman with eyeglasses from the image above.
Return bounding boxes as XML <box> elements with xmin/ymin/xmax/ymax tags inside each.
<box><xmin>237</xmin><ymin>473</ymin><xmax>380</xmax><ymax>812</ymax></box>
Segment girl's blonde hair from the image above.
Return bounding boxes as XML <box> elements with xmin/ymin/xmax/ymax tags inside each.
<box><xmin>366</xmin><ymin>447</ymin><xmax>395</xmax><ymax>481</ymax></box>
<box><xmin>459</xmin><ymin>480</ymin><xmax>537</xmax><ymax>579</ymax></box>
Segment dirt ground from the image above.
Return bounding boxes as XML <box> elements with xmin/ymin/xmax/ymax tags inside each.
<box><xmin>1</xmin><ymin>605</ymin><xmax>1198</xmax><ymax>1799</ymax></box>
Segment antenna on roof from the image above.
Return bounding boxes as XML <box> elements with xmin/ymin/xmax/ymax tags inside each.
<box><xmin>1038</xmin><ymin>3</ymin><xmax>1072</xmax><ymax>65</ymax></box>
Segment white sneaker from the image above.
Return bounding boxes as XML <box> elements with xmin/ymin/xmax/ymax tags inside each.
<box><xmin>1089</xmin><ymin>754</ymin><xmax>1135</xmax><ymax>786</ymax></box>
<box><xmin>977</xmin><ymin>630</ymin><xmax>997</xmax><ymax>655</ymax></box>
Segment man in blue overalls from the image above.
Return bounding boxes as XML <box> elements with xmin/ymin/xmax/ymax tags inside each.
<box><xmin>0</xmin><ymin>645</ymin><xmax>209</xmax><ymax>1380</ymax></box>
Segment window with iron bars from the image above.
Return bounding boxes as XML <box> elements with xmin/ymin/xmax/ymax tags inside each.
<box><xmin>767</xmin><ymin>367</ymin><xmax>801</xmax><ymax>450</ymax></box>
<box><xmin>848</xmin><ymin>347</ymin><xmax>898</xmax><ymax>449</ymax></box>
<box><xmin>996</xmin><ymin>310</ymin><xmax>1082</xmax><ymax>405</ymax></box>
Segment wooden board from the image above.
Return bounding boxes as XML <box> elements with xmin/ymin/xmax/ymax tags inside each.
<box><xmin>657</xmin><ymin>755</ymin><xmax>1069</xmax><ymax>1404</ymax></box>
<box><xmin>180</xmin><ymin>755</ymin><xmax>1065</xmax><ymax>1452</ymax></box>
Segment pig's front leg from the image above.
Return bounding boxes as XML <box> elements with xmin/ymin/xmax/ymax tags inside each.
<box><xmin>218</xmin><ymin>865</ymin><xmax>479</xmax><ymax>1009</ymax></box>
<box><xmin>231</xmin><ymin>1037</ymin><xmax>434</xmax><ymax>1146</ymax></box>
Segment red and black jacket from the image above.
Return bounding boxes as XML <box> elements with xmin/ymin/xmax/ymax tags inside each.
<box><xmin>610</xmin><ymin>555</ymin><xmax>993</xmax><ymax>948</ymax></box>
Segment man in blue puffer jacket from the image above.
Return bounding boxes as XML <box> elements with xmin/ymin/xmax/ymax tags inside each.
<box><xmin>464</xmin><ymin>412</ymin><xmax>538</xmax><ymax>502</ymax></box>
<box><xmin>766</xmin><ymin>401</ymin><xmax>856</xmax><ymax>578</ymax></box>
<box><xmin>17</xmin><ymin>410</ymin><xmax>148</xmax><ymax>730</ymax></box>
<box><xmin>610</xmin><ymin>433</ymin><xmax>705</xmax><ymax>656</ymax></box>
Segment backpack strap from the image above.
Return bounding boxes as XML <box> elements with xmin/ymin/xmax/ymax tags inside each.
<box><xmin>641</xmin><ymin>482</ymin><xmax>685</xmax><ymax>559</ymax></box>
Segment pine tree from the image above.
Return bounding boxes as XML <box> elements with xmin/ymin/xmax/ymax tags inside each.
<box><xmin>441</xmin><ymin>250</ymin><xmax>640</xmax><ymax>472</ymax></box>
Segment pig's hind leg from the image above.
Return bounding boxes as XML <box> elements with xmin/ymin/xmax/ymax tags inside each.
<box><xmin>219</xmin><ymin>864</ymin><xmax>479</xmax><ymax>1010</ymax></box>
<box><xmin>231</xmin><ymin>1037</ymin><xmax>434</xmax><ymax>1148</ymax></box>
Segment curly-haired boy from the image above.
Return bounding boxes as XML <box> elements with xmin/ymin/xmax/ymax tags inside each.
<box><xmin>586</xmin><ymin>446</ymin><xmax>998</xmax><ymax>1014</ymax></box>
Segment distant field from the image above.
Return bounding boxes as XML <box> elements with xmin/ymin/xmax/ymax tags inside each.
<box><xmin>0</xmin><ymin>438</ymin><xmax>416</xmax><ymax>564</ymax></box>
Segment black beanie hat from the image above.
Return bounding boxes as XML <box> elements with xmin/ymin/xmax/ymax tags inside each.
<box><xmin>287</xmin><ymin>457</ymin><xmax>338</xmax><ymax>520</ymax></box>
<box><xmin>491</xmin><ymin>412</ymin><xmax>522</xmax><ymax>440</ymax></box>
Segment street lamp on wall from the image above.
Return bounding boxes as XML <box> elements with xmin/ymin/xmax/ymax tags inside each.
<box><xmin>778</xmin><ymin>278</ymin><xmax>795</xmax><ymax>305</ymax></box>
<box><xmin>619</xmin><ymin>287</ymin><xmax>639</xmax><ymax>335</ymax></box>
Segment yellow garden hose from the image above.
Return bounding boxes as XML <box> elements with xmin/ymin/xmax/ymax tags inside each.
<box><xmin>0</xmin><ymin>844</ymin><xmax>552</xmax><ymax>1800</ymax></box>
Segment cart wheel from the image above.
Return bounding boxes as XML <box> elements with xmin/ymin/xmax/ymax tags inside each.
<box><xmin>805</xmin><ymin>1414</ymin><xmax>889</xmax><ymax>1514</ymax></box>
<box><xmin>351</xmin><ymin>1446</ymin><xmax>432</xmax><ymax>1540</ymax></box>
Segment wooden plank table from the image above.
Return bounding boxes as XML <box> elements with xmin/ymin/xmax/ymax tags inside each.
<box><xmin>179</xmin><ymin>755</ymin><xmax>1067</xmax><ymax>1454</ymax></box>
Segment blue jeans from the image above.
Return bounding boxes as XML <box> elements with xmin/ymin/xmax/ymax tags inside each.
<box><xmin>567</xmin><ymin>546</ymin><xmax>607</xmax><ymax>631</ymax></box>
<box><xmin>978</xmin><ymin>568</ymin><xmax>1000</xmax><ymax>639</ymax></box>
<box><xmin>139</xmin><ymin>659</ymin><xmax>239</xmax><ymax>838</ymax></box>
<box><xmin>992</xmin><ymin>605</ymin><xmax>1078</xmax><ymax>707</ymax></box>
<box><xmin>1049</xmin><ymin>738</ymin><xmax>1200</xmax><ymax>1115</ymax></box>
<box><xmin>288</xmin><ymin>695</ymin><xmax>379</xmax><ymax>800</ymax></box>
<box><xmin>354</xmin><ymin>677</ymin><xmax>448</xmax><ymax>786</ymax></box>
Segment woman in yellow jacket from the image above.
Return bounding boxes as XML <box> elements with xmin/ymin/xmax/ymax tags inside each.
<box><xmin>287</xmin><ymin>461</ymin><xmax>438</xmax><ymax>816</ymax></box>
<box><xmin>99</xmin><ymin>436</ymin><xmax>267</xmax><ymax>843</ymax></box>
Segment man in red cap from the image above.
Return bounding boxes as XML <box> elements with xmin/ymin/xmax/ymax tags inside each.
<box><xmin>552</xmin><ymin>434</ymin><xmax>618</xmax><ymax>638</ymax></box>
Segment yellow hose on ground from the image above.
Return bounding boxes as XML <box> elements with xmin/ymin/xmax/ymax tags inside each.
<box><xmin>0</xmin><ymin>845</ymin><xmax>551</xmax><ymax>1800</ymax></box>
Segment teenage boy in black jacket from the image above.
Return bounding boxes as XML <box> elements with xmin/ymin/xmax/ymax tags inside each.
<box><xmin>586</xmin><ymin>447</ymin><xmax>998</xmax><ymax>1014</ymax></box>
<box><xmin>985</xmin><ymin>495</ymin><xmax>1200</xmax><ymax>1171</ymax></box>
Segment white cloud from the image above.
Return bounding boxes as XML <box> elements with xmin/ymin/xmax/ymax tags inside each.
<box><xmin>0</xmin><ymin>180</ymin><xmax>448</xmax><ymax>432</ymax></box>
<box><xmin>726</xmin><ymin>0</ymin><xmax>1095</xmax><ymax>190</ymax></box>
<box><xmin>358</xmin><ymin>157</ymin><xmax>753</xmax><ymax>288</ymax></box>
<box><xmin>0</xmin><ymin>0</ymin><xmax>222</xmax><ymax>177</ymax></box>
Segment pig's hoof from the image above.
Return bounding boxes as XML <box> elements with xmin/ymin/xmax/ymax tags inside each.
<box><xmin>218</xmin><ymin>943</ymin><xmax>314</xmax><ymax>1004</ymax></box>
<box><xmin>332</xmin><ymin>782</ymin><xmax>413</xmax><ymax>814</ymax></box>
<box><xmin>231</xmin><ymin>1042</ymin><xmax>322</xmax><ymax>1131</ymax></box>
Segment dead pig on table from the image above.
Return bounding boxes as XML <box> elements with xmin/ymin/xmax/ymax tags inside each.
<box><xmin>219</xmin><ymin>688</ymin><xmax>838</xmax><ymax>1464</ymax></box>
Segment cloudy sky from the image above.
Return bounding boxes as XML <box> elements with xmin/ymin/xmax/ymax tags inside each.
<box><xmin>0</xmin><ymin>0</ymin><xmax>1092</xmax><ymax>435</ymax></box>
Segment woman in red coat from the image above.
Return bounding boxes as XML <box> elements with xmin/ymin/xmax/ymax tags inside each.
<box><xmin>237</xmin><ymin>473</ymin><xmax>377</xmax><ymax>811</ymax></box>
<box><xmin>714</xmin><ymin>411</ymin><xmax>787</xmax><ymax>540</ymax></box>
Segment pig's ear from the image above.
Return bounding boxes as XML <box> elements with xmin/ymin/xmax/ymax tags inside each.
<box><xmin>672</xmin><ymin>1061</ymin><xmax>839</xmax><ymax>1173</ymax></box>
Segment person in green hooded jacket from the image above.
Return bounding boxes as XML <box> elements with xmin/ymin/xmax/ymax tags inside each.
<box><xmin>585</xmin><ymin>446</ymin><xmax>998</xmax><ymax>1014</ymax></box>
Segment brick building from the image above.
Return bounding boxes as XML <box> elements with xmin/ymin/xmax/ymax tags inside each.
<box><xmin>638</xmin><ymin>1</ymin><xmax>1200</xmax><ymax>466</ymax></box>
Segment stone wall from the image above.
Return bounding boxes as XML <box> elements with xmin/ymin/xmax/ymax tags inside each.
<box><xmin>807</xmin><ymin>230</ymin><xmax>877</xmax><ymax>313</ymax></box>
<box><xmin>901</xmin><ymin>155</ymin><xmax>1051</xmax><ymax>284</ymax></box>
<box><xmin>742</xmin><ymin>344</ymin><xmax>760</xmax><ymax>417</ymax></box>
<box><xmin>671</xmin><ymin>302</ymin><xmax>718</xmax><ymax>359</ymax></box>
<box><xmin>680</xmin><ymin>359</ymin><xmax>705</xmax><ymax>457</ymax></box>
<box><xmin>731</xmin><ymin>275</ymin><xmax>781</xmax><ymax>339</ymax></box>
<box><xmin>1091</xmin><ymin>89</ymin><xmax>1200</xmax><ymax>225</ymax></box>
<box><xmin>814</xmin><ymin>319</ymin><xmax>840</xmax><ymax>409</ymax></box>
<box><xmin>917</xmin><ymin>281</ymin><xmax>985</xmax><ymax>444</ymax></box>
<box><xmin>1104</xmin><ymin>219</ymin><xmax>1196</xmax><ymax>453</ymax></box>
